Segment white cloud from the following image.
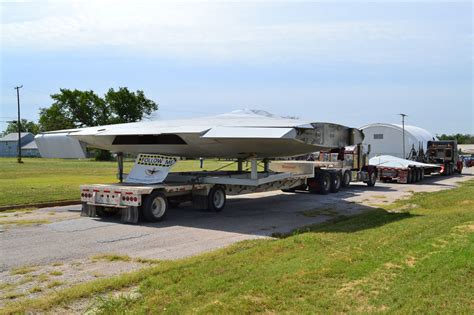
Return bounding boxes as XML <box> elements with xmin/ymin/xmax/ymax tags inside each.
<box><xmin>1</xmin><ymin>1</ymin><xmax>471</xmax><ymax>65</ymax></box>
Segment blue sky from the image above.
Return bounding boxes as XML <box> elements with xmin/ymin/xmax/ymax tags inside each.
<box><xmin>1</xmin><ymin>0</ymin><xmax>472</xmax><ymax>134</ymax></box>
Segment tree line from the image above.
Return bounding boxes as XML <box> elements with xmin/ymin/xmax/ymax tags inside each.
<box><xmin>437</xmin><ymin>134</ymin><xmax>474</xmax><ymax>144</ymax></box>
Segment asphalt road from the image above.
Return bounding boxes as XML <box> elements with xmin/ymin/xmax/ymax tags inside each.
<box><xmin>1</xmin><ymin>169</ymin><xmax>472</xmax><ymax>271</ymax></box>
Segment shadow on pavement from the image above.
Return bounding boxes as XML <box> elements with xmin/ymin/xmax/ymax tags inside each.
<box><xmin>301</xmin><ymin>209</ymin><xmax>419</xmax><ymax>234</ymax></box>
<box><xmin>90</xmin><ymin>184</ymin><xmax>405</xmax><ymax>236</ymax></box>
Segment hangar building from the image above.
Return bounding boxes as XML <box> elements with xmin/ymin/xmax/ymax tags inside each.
<box><xmin>361</xmin><ymin>123</ymin><xmax>437</xmax><ymax>159</ymax></box>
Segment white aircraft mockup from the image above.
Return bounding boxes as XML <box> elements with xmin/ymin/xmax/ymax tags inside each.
<box><xmin>36</xmin><ymin>109</ymin><xmax>363</xmax><ymax>159</ymax></box>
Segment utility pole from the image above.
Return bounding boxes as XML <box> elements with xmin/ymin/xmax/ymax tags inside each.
<box><xmin>14</xmin><ymin>85</ymin><xmax>23</xmax><ymax>163</ymax></box>
<box><xmin>399</xmin><ymin>113</ymin><xmax>407</xmax><ymax>159</ymax></box>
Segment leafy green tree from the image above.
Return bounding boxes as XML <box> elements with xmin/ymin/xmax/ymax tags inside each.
<box><xmin>38</xmin><ymin>88</ymin><xmax>158</xmax><ymax>160</ymax></box>
<box><xmin>39</xmin><ymin>88</ymin><xmax>157</xmax><ymax>131</ymax></box>
<box><xmin>105</xmin><ymin>88</ymin><xmax>157</xmax><ymax>124</ymax></box>
<box><xmin>3</xmin><ymin>119</ymin><xmax>40</xmax><ymax>136</ymax></box>
<box><xmin>38</xmin><ymin>104</ymin><xmax>75</xmax><ymax>132</ymax></box>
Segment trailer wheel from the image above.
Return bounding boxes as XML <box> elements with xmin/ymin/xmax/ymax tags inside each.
<box><xmin>143</xmin><ymin>191</ymin><xmax>168</xmax><ymax>222</ymax></box>
<box><xmin>341</xmin><ymin>171</ymin><xmax>351</xmax><ymax>188</ymax></box>
<box><xmin>420</xmin><ymin>169</ymin><xmax>425</xmax><ymax>181</ymax></box>
<box><xmin>330</xmin><ymin>172</ymin><xmax>342</xmax><ymax>193</ymax></box>
<box><xmin>317</xmin><ymin>172</ymin><xmax>331</xmax><ymax>195</ymax></box>
<box><xmin>366</xmin><ymin>171</ymin><xmax>377</xmax><ymax>187</ymax></box>
<box><xmin>407</xmin><ymin>169</ymin><xmax>413</xmax><ymax>183</ymax></box>
<box><xmin>208</xmin><ymin>186</ymin><xmax>226</xmax><ymax>212</ymax></box>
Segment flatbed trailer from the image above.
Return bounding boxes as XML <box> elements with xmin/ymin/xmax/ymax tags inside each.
<box><xmin>373</xmin><ymin>140</ymin><xmax>463</xmax><ymax>184</ymax></box>
<box><xmin>80</xmin><ymin>154</ymin><xmax>377</xmax><ymax>224</ymax></box>
<box><xmin>81</xmin><ymin>160</ymin><xmax>314</xmax><ymax>224</ymax></box>
<box><xmin>376</xmin><ymin>164</ymin><xmax>441</xmax><ymax>184</ymax></box>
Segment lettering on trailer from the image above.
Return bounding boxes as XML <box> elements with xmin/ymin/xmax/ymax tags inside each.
<box><xmin>125</xmin><ymin>154</ymin><xmax>178</xmax><ymax>184</ymax></box>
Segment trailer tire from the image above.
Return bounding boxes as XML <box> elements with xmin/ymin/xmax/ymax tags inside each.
<box><xmin>420</xmin><ymin>169</ymin><xmax>425</xmax><ymax>181</ymax></box>
<box><xmin>317</xmin><ymin>172</ymin><xmax>331</xmax><ymax>195</ymax></box>
<box><xmin>142</xmin><ymin>191</ymin><xmax>168</xmax><ymax>222</ymax></box>
<box><xmin>330</xmin><ymin>172</ymin><xmax>342</xmax><ymax>193</ymax></box>
<box><xmin>366</xmin><ymin>171</ymin><xmax>377</xmax><ymax>187</ymax></box>
<box><xmin>208</xmin><ymin>186</ymin><xmax>226</xmax><ymax>212</ymax></box>
<box><xmin>407</xmin><ymin>169</ymin><xmax>413</xmax><ymax>183</ymax></box>
<box><xmin>341</xmin><ymin>171</ymin><xmax>351</xmax><ymax>188</ymax></box>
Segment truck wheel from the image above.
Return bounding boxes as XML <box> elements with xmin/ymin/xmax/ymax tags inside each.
<box><xmin>330</xmin><ymin>172</ymin><xmax>342</xmax><ymax>193</ymax></box>
<box><xmin>366</xmin><ymin>171</ymin><xmax>377</xmax><ymax>187</ymax></box>
<box><xmin>420</xmin><ymin>169</ymin><xmax>425</xmax><ymax>181</ymax></box>
<box><xmin>317</xmin><ymin>172</ymin><xmax>331</xmax><ymax>195</ymax></box>
<box><xmin>443</xmin><ymin>163</ymin><xmax>450</xmax><ymax>176</ymax></box>
<box><xmin>208</xmin><ymin>186</ymin><xmax>226</xmax><ymax>212</ymax></box>
<box><xmin>341</xmin><ymin>171</ymin><xmax>351</xmax><ymax>188</ymax></box>
<box><xmin>407</xmin><ymin>170</ymin><xmax>413</xmax><ymax>183</ymax></box>
<box><xmin>143</xmin><ymin>191</ymin><xmax>168</xmax><ymax>222</ymax></box>
<box><xmin>417</xmin><ymin>168</ymin><xmax>422</xmax><ymax>182</ymax></box>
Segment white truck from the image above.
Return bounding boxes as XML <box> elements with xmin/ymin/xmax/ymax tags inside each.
<box><xmin>80</xmin><ymin>144</ymin><xmax>377</xmax><ymax>224</ymax></box>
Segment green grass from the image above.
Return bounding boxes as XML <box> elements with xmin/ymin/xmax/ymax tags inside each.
<box><xmin>91</xmin><ymin>254</ymin><xmax>132</xmax><ymax>263</ymax></box>
<box><xmin>0</xmin><ymin>157</ymin><xmax>238</xmax><ymax>207</ymax></box>
<box><xmin>9</xmin><ymin>266</ymin><xmax>38</xmax><ymax>275</ymax></box>
<box><xmin>3</xmin><ymin>180</ymin><xmax>473</xmax><ymax>314</ymax></box>
<box><xmin>0</xmin><ymin>219</ymin><xmax>50</xmax><ymax>226</ymax></box>
<box><xmin>28</xmin><ymin>286</ymin><xmax>42</xmax><ymax>294</ymax></box>
<box><xmin>46</xmin><ymin>281</ymin><xmax>64</xmax><ymax>289</ymax></box>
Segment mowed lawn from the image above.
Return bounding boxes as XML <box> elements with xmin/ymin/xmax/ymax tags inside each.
<box><xmin>0</xmin><ymin>157</ymin><xmax>237</xmax><ymax>207</ymax></box>
<box><xmin>4</xmin><ymin>181</ymin><xmax>473</xmax><ymax>314</ymax></box>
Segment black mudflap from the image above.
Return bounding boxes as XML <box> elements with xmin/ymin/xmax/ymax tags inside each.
<box><xmin>192</xmin><ymin>194</ymin><xmax>208</xmax><ymax>210</ymax></box>
<box><xmin>121</xmin><ymin>206</ymin><xmax>140</xmax><ymax>224</ymax></box>
<box><xmin>81</xmin><ymin>202</ymin><xmax>96</xmax><ymax>217</ymax></box>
